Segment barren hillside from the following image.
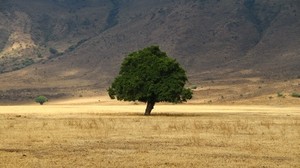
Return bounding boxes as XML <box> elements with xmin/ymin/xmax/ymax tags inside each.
<box><xmin>0</xmin><ymin>0</ymin><xmax>299</xmax><ymax>102</ymax></box>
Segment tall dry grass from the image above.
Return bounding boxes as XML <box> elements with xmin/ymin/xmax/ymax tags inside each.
<box><xmin>0</xmin><ymin>105</ymin><xmax>299</xmax><ymax>167</ymax></box>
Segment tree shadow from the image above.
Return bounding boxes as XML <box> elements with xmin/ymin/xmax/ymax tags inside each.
<box><xmin>92</xmin><ymin>112</ymin><xmax>234</xmax><ymax>117</ymax></box>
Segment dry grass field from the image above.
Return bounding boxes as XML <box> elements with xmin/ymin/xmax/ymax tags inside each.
<box><xmin>0</xmin><ymin>104</ymin><xmax>299</xmax><ymax>168</ymax></box>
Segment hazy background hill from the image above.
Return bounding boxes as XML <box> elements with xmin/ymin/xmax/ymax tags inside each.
<box><xmin>0</xmin><ymin>0</ymin><xmax>299</xmax><ymax>102</ymax></box>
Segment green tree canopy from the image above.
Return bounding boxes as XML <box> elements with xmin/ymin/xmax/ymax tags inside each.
<box><xmin>35</xmin><ymin>96</ymin><xmax>48</xmax><ymax>105</ymax></box>
<box><xmin>108</xmin><ymin>46</ymin><xmax>192</xmax><ymax>115</ymax></box>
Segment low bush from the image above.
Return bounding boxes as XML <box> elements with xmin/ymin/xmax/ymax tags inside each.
<box><xmin>291</xmin><ymin>93</ymin><xmax>300</xmax><ymax>98</ymax></box>
<box><xmin>49</xmin><ymin>47</ymin><xmax>58</xmax><ymax>55</ymax></box>
<box><xmin>277</xmin><ymin>92</ymin><xmax>285</xmax><ymax>98</ymax></box>
<box><xmin>191</xmin><ymin>85</ymin><xmax>197</xmax><ymax>90</ymax></box>
<box><xmin>22</xmin><ymin>58</ymin><xmax>34</xmax><ymax>67</ymax></box>
<box><xmin>35</xmin><ymin>96</ymin><xmax>48</xmax><ymax>105</ymax></box>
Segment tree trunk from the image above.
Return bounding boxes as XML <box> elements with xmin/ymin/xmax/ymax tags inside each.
<box><xmin>144</xmin><ymin>101</ymin><xmax>155</xmax><ymax>115</ymax></box>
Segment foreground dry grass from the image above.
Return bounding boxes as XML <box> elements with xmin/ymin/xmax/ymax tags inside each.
<box><xmin>0</xmin><ymin>105</ymin><xmax>299</xmax><ymax>168</ymax></box>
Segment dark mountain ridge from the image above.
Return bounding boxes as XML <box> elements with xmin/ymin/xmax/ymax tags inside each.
<box><xmin>0</xmin><ymin>0</ymin><xmax>299</xmax><ymax>101</ymax></box>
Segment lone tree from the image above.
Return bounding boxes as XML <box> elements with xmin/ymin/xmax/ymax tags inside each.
<box><xmin>35</xmin><ymin>96</ymin><xmax>48</xmax><ymax>105</ymax></box>
<box><xmin>108</xmin><ymin>46</ymin><xmax>193</xmax><ymax>115</ymax></box>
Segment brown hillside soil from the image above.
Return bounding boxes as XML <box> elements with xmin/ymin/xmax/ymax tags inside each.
<box><xmin>0</xmin><ymin>77</ymin><xmax>299</xmax><ymax>105</ymax></box>
<box><xmin>1</xmin><ymin>0</ymin><xmax>299</xmax><ymax>87</ymax></box>
<box><xmin>0</xmin><ymin>104</ymin><xmax>299</xmax><ymax>167</ymax></box>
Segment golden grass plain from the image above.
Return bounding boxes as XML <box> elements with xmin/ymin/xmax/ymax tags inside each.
<box><xmin>0</xmin><ymin>104</ymin><xmax>299</xmax><ymax>168</ymax></box>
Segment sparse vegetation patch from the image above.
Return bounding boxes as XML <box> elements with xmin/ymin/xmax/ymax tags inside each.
<box><xmin>49</xmin><ymin>47</ymin><xmax>58</xmax><ymax>55</ymax></box>
<box><xmin>277</xmin><ymin>92</ymin><xmax>285</xmax><ymax>98</ymax></box>
<box><xmin>291</xmin><ymin>92</ymin><xmax>300</xmax><ymax>98</ymax></box>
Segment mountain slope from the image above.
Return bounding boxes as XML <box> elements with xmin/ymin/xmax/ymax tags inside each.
<box><xmin>0</xmin><ymin>0</ymin><xmax>299</xmax><ymax>101</ymax></box>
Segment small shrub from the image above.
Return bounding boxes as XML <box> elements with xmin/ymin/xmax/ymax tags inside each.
<box><xmin>35</xmin><ymin>96</ymin><xmax>48</xmax><ymax>105</ymax></box>
<box><xmin>67</xmin><ymin>39</ymin><xmax>88</xmax><ymax>52</ymax></box>
<box><xmin>22</xmin><ymin>58</ymin><xmax>34</xmax><ymax>67</ymax></box>
<box><xmin>191</xmin><ymin>85</ymin><xmax>197</xmax><ymax>90</ymax></box>
<box><xmin>291</xmin><ymin>93</ymin><xmax>300</xmax><ymax>98</ymax></box>
<box><xmin>49</xmin><ymin>48</ymin><xmax>64</xmax><ymax>59</ymax></box>
<box><xmin>49</xmin><ymin>47</ymin><xmax>58</xmax><ymax>55</ymax></box>
<box><xmin>277</xmin><ymin>92</ymin><xmax>285</xmax><ymax>98</ymax></box>
<box><xmin>67</xmin><ymin>45</ymin><xmax>76</xmax><ymax>52</ymax></box>
<box><xmin>37</xmin><ymin>53</ymin><xmax>43</xmax><ymax>58</ymax></box>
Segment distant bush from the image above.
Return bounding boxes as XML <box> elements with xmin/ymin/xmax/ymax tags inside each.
<box><xmin>291</xmin><ymin>93</ymin><xmax>300</xmax><ymax>98</ymax></box>
<box><xmin>67</xmin><ymin>45</ymin><xmax>76</xmax><ymax>52</ymax></box>
<box><xmin>37</xmin><ymin>53</ymin><xmax>43</xmax><ymax>58</ymax></box>
<box><xmin>49</xmin><ymin>47</ymin><xmax>64</xmax><ymax>59</ymax></box>
<box><xmin>35</xmin><ymin>96</ymin><xmax>48</xmax><ymax>105</ymax></box>
<box><xmin>11</xmin><ymin>58</ymin><xmax>35</xmax><ymax>71</ymax></box>
<box><xmin>49</xmin><ymin>47</ymin><xmax>58</xmax><ymax>55</ymax></box>
<box><xmin>277</xmin><ymin>92</ymin><xmax>285</xmax><ymax>98</ymax></box>
<box><xmin>66</xmin><ymin>38</ymin><xmax>88</xmax><ymax>52</ymax></box>
<box><xmin>22</xmin><ymin>58</ymin><xmax>34</xmax><ymax>67</ymax></box>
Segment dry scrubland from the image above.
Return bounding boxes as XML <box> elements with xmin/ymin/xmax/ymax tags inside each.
<box><xmin>0</xmin><ymin>104</ymin><xmax>299</xmax><ymax>168</ymax></box>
